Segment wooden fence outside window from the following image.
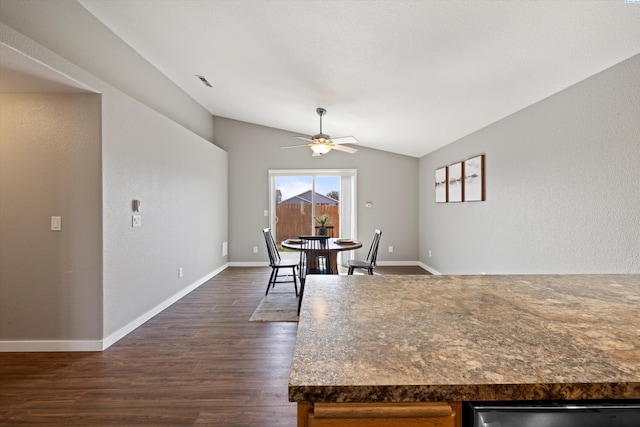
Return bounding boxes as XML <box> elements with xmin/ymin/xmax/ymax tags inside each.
<box><xmin>275</xmin><ymin>204</ymin><xmax>340</xmax><ymax>242</ymax></box>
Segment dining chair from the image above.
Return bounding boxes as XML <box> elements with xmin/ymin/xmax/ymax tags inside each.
<box><xmin>262</xmin><ymin>228</ymin><xmax>298</xmax><ymax>296</ymax></box>
<box><xmin>347</xmin><ymin>229</ymin><xmax>382</xmax><ymax>275</ymax></box>
<box><xmin>297</xmin><ymin>235</ymin><xmax>331</xmax><ymax>315</ymax></box>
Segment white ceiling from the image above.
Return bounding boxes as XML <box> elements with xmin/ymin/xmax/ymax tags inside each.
<box><xmin>50</xmin><ymin>2</ymin><xmax>640</xmax><ymax>156</ymax></box>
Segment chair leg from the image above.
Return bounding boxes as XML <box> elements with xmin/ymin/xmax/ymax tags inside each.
<box><xmin>297</xmin><ymin>279</ymin><xmax>305</xmax><ymax>316</ymax></box>
<box><xmin>292</xmin><ymin>266</ymin><xmax>299</xmax><ymax>296</ymax></box>
<box><xmin>367</xmin><ymin>268</ymin><xmax>374</xmax><ymax>275</ymax></box>
<box><xmin>268</xmin><ymin>266</ymin><xmax>300</xmax><ymax>296</ymax></box>
<box><xmin>266</xmin><ymin>267</ymin><xmax>277</xmax><ymax>295</ymax></box>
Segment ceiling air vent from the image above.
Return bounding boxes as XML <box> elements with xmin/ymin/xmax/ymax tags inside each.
<box><xmin>196</xmin><ymin>75</ymin><xmax>212</xmax><ymax>88</ymax></box>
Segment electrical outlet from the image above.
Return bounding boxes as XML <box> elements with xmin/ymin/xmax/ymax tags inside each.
<box><xmin>253</xmin><ymin>246</ymin><xmax>258</xmax><ymax>253</ymax></box>
<box><xmin>132</xmin><ymin>215</ymin><xmax>142</xmax><ymax>227</ymax></box>
<box><xmin>388</xmin><ymin>246</ymin><xmax>394</xmax><ymax>253</ymax></box>
<box><xmin>178</xmin><ymin>267</ymin><xmax>183</xmax><ymax>278</ymax></box>
<box><xmin>429</xmin><ymin>250</ymin><xmax>432</xmax><ymax>258</ymax></box>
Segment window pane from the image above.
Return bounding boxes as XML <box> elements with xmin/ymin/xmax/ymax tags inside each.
<box><xmin>314</xmin><ymin>176</ymin><xmax>340</xmax><ymax>238</ymax></box>
<box><xmin>275</xmin><ymin>175</ymin><xmax>312</xmax><ymax>241</ymax></box>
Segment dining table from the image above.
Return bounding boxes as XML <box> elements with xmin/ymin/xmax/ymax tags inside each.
<box><xmin>281</xmin><ymin>237</ymin><xmax>362</xmax><ymax>274</ymax></box>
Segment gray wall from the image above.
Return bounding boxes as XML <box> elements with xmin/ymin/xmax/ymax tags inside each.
<box><xmin>0</xmin><ymin>0</ymin><xmax>213</xmax><ymax>143</ymax></box>
<box><xmin>212</xmin><ymin>117</ymin><xmax>419</xmax><ymax>265</ymax></box>
<box><xmin>419</xmin><ymin>54</ymin><xmax>640</xmax><ymax>274</ymax></box>
<box><xmin>0</xmin><ymin>93</ymin><xmax>103</xmax><ymax>341</ymax></box>
<box><xmin>102</xmin><ymin>89</ymin><xmax>228</xmax><ymax>339</ymax></box>
<box><xmin>1</xmin><ymin>8</ymin><xmax>228</xmax><ymax>349</ymax></box>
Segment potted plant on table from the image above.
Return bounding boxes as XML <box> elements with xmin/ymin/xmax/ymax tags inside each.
<box><xmin>315</xmin><ymin>214</ymin><xmax>331</xmax><ymax>236</ymax></box>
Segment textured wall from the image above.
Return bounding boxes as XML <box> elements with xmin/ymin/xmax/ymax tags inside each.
<box><xmin>419</xmin><ymin>54</ymin><xmax>640</xmax><ymax>274</ymax></box>
<box><xmin>1</xmin><ymin>17</ymin><xmax>228</xmax><ymax>348</ymax></box>
<box><xmin>212</xmin><ymin>117</ymin><xmax>419</xmax><ymax>265</ymax></box>
<box><xmin>0</xmin><ymin>93</ymin><xmax>102</xmax><ymax>341</ymax></box>
<box><xmin>102</xmin><ymin>90</ymin><xmax>228</xmax><ymax>337</ymax></box>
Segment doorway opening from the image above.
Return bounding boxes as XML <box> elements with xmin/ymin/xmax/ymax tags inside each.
<box><xmin>269</xmin><ymin>169</ymin><xmax>356</xmax><ymax>265</ymax></box>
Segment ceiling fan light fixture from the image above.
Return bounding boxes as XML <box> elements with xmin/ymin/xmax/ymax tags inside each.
<box><xmin>310</xmin><ymin>143</ymin><xmax>332</xmax><ymax>155</ymax></box>
<box><xmin>280</xmin><ymin>107</ymin><xmax>357</xmax><ymax>156</ymax></box>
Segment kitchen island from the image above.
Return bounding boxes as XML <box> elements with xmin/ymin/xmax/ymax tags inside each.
<box><xmin>289</xmin><ymin>274</ymin><xmax>640</xmax><ymax>426</ymax></box>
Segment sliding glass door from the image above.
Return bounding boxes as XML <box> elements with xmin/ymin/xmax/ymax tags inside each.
<box><xmin>269</xmin><ymin>169</ymin><xmax>356</xmax><ymax>265</ymax></box>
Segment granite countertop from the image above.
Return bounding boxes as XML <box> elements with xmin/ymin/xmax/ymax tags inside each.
<box><xmin>289</xmin><ymin>274</ymin><xmax>640</xmax><ymax>403</ymax></box>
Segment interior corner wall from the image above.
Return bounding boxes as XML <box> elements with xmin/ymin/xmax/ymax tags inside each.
<box><xmin>0</xmin><ymin>20</ymin><xmax>228</xmax><ymax>350</ymax></box>
<box><xmin>212</xmin><ymin>117</ymin><xmax>419</xmax><ymax>266</ymax></box>
<box><xmin>419</xmin><ymin>54</ymin><xmax>640</xmax><ymax>275</ymax></box>
<box><xmin>102</xmin><ymin>89</ymin><xmax>228</xmax><ymax>340</ymax></box>
<box><xmin>0</xmin><ymin>93</ymin><xmax>103</xmax><ymax>342</ymax></box>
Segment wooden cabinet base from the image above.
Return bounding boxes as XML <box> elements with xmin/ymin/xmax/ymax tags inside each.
<box><xmin>297</xmin><ymin>401</ymin><xmax>462</xmax><ymax>427</ymax></box>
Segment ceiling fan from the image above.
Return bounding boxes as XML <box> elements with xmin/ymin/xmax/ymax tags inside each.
<box><xmin>280</xmin><ymin>108</ymin><xmax>359</xmax><ymax>156</ymax></box>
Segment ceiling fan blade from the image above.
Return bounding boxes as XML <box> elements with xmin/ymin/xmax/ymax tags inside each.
<box><xmin>332</xmin><ymin>136</ymin><xmax>358</xmax><ymax>145</ymax></box>
<box><xmin>280</xmin><ymin>144</ymin><xmax>311</xmax><ymax>149</ymax></box>
<box><xmin>331</xmin><ymin>144</ymin><xmax>358</xmax><ymax>154</ymax></box>
<box><xmin>295</xmin><ymin>136</ymin><xmax>314</xmax><ymax>143</ymax></box>
<box><xmin>290</xmin><ymin>108</ymin><xmax>358</xmax><ymax>156</ymax></box>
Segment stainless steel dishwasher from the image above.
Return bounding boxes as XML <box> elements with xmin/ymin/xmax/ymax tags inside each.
<box><xmin>464</xmin><ymin>401</ymin><xmax>640</xmax><ymax>426</ymax></box>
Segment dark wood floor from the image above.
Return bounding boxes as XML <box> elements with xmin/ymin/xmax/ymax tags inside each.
<box><xmin>0</xmin><ymin>266</ymin><xmax>429</xmax><ymax>426</ymax></box>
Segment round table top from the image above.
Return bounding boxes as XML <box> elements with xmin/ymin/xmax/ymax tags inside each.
<box><xmin>281</xmin><ymin>238</ymin><xmax>362</xmax><ymax>252</ymax></box>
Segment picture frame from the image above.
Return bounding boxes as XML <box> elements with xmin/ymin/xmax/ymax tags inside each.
<box><xmin>464</xmin><ymin>155</ymin><xmax>484</xmax><ymax>202</ymax></box>
<box><xmin>448</xmin><ymin>162</ymin><xmax>463</xmax><ymax>202</ymax></box>
<box><xmin>435</xmin><ymin>167</ymin><xmax>448</xmax><ymax>203</ymax></box>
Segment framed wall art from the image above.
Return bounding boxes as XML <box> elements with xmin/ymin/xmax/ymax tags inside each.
<box><xmin>447</xmin><ymin>162</ymin><xmax>463</xmax><ymax>202</ymax></box>
<box><xmin>464</xmin><ymin>155</ymin><xmax>485</xmax><ymax>202</ymax></box>
<box><xmin>435</xmin><ymin>167</ymin><xmax>448</xmax><ymax>203</ymax></box>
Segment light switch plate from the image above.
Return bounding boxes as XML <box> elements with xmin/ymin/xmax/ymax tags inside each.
<box><xmin>51</xmin><ymin>216</ymin><xmax>61</xmax><ymax>231</ymax></box>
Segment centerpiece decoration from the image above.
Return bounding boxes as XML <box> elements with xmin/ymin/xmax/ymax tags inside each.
<box><xmin>315</xmin><ymin>214</ymin><xmax>331</xmax><ymax>236</ymax></box>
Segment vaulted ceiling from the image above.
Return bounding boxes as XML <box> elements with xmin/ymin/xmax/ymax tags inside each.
<box><xmin>12</xmin><ymin>1</ymin><xmax>640</xmax><ymax>157</ymax></box>
<box><xmin>0</xmin><ymin>43</ymin><xmax>92</xmax><ymax>93</ymax></box>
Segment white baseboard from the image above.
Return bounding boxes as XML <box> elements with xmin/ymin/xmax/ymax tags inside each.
<box><xmin>375</xmin><ymin>260</ymin><xmax>420</xmax><ymax>266</ymax></box>
<box><xmin>418</xmin><ymin>261</ymin><xmax>442</xmax><ymax>275</ymax></box>
<box><xmin>339</xmin><ymin>260</ymin><xmax>441</xmax><ymax>274</ymax></box>
<box><xmin>102</xmin><ymin>264</ymin><xmax>228</xmax><ymax>350</ymax></box>
<box><xmin>228</xmin><ymin>261</ymin><xmax>269</xmax><ymax>267</ymax></box>
<box><xmin>231</xmin><ymin>259</ymin><xmax>439</xmax><ymax>272</ymax></box>
<box><xmin>0</xmin><ymin>340</ymin><xmax>103</xmax><ymax>352</ymax></box>
<box><xmin>0</xmin><ymin>264</ymin><xmax>229</xmax><ymax>353</ymax></box>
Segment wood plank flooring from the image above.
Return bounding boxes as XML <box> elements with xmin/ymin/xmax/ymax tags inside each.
<box><xmin>0</xmin><ymin>266</ymin><xmax>429</xmax><ymax>426</ymax></box>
